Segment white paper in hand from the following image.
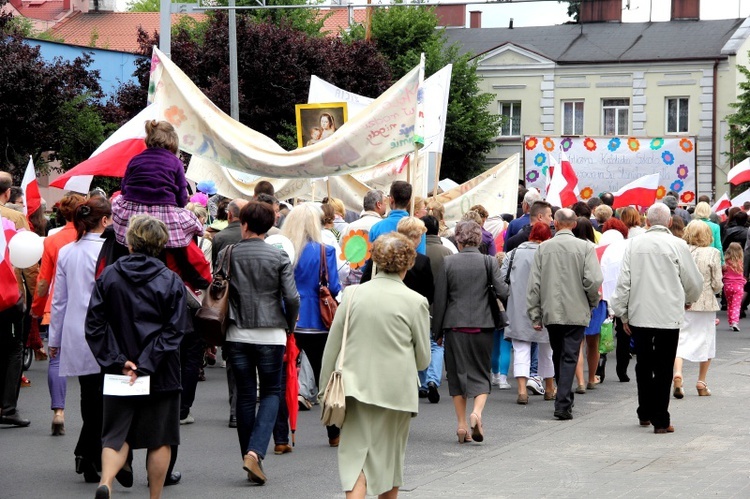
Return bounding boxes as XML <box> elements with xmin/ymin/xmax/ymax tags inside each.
<box><xmin>103</xmin><ymin>374</ymin><xmax>150</xmax><ymax>396</ymax></box>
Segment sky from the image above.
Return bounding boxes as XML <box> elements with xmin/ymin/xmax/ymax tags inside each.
<box><xmin>464</xmin><ymin>0</ymin><xmax>750</xmax><ymax>29</ymax></box>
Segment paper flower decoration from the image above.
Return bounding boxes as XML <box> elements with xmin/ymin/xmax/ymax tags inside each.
<box><xmin>584</xmin><ymin>137</ymin><xmax>597</xmax><ymax>152</ymax></box>
<box><xmin>608</xmin><ymin>138</ymin><xmax>621</xmax><ymax>152</ymax></box>
<box><xmin>525</xmin><ymin>137</ymin><xmax>539</xmax><ymax>150</ymax></box>
<box><xmin>656</xmin><ymin>186</ymin><xmax>667</xmax><ymax>200</ymax></box>
<box><xmin>681</xmin><ymin>191</ymin><xmax>695</xmax><ymax>204</ymax></box>
<box><xmin>340</xmin><ymin>230</ymin><xmax>371</xmax><ymax>269</ymax></box>
<box><xmin>627</xmin><ymin>137</ymin><xmax>640</xmax><ymax>152</ymax></box>
<box><xmin>189</xmin><ymin>192</ymin><xmax>208</xmax><ymax>207</ymax></box>
<box><xmin>580</xmin><ymin>187</ymin><xmax>594</xmax><ymax>200</ymax></box>
<box><xmin>676</xmin><ymin>164</ymin><xmax>689</xmax><ymax>180</ymax></box>
<box><xmin>165</xmin><ymin>106</ymin><xmax>187</xmax><ymax>126</ymax></box>
<box><xmin>560</xmin><ymin>137</ymin><xmax>573</xmax><ymax>152</ymax></box>
<box><xmin>526</xmin><ymin>170</ymin><xmax>540</xmax><ymax>183</ymax></box>
<box><xmin>534</xmin><ymin>153</ymin><xmax>546</xmax><ymax>166</ymax></box>
<box><xmin>196</xmin><ymin>180</ymin><xmax>218</xmax><ymax>195</ymax></box>
<box><xmin>543</xmin><ymin>137</ymin><xmax>555</xmax><ymax>152</ymax></box>
<box><xmin>662</xmin><ymin>151</ymin><xmax>675</xmax><ymax>166</ymax></box>
<box><xmin>650</xmin><ymin>138</ymin><xmax>665</xmax><ymax>150</ymax></box>
<box><xmin>670</xmin><ymin>180</ymin><xmax>684</xmax><ymax>193</ymax></box>
<box><xmin>541</xmin><ymin>165</ymin><xmax>549</xmax><ymax>177</ymax></box>
<box><xmin>680</xmin><ymin>138</ymin><xmax>694</xmax><ymax>153</ymax></box>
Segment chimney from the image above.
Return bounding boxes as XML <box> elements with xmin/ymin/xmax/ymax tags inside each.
<box><xmin>470</xmin><ymin>11</ymin><xmax>482</xmax><ymax>29</ymax></box>
<box><xmin>671</xmin><ymin>0</ymin><xmax>700</xmax><ymax>21</ymax></box>
<box><xmin>63</xmin><ymin>0</ymin><xmax>71</xmax><ymax>10</ymax></box>
<box><xmin>580</xmin><ymin>0</ymin><xmax>622</xmax><ymax>23</ymax></box>
<box><xmin>434</xmin><ymin>5</ymin><xmax>466</xmax><ymax>28</ymax></box>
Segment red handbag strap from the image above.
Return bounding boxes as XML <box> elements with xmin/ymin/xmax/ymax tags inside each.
<box><xmin>319</xmin><ymin>243</ymin><xmax>329</xmax><ymax>287</ymax></box>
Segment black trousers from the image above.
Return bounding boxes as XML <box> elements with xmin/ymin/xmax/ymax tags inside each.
<box><xmin>0</xmin><ymin>307</ymin><xmax>23</xmax><ymax>416</ymax></box>
<box><xmin>615</xmin><ymin>317</ymin><xmax>631</xmax><ymax>378</ymax></box>
<box><xmin>179</xmin><ymin>331</ymin><xmax>204</xmax><ymax>420</ymax></box>
<box><xmin>294</xmin><ymin>333</ymin><xmax>339</xmax><ymax>440</ymax></box>
<box><xmin>547</xmin><ymin>324</ymin><xmax>584</xmax><ymax>413</ymax></box>
<box><xmin>76</xmin><ymin>373</ymin><xmax>104</xmax><ymax>468</ymax></box>
<box><xmin>630</xmin><ymin>326</ymin><xmax>679</xmax><ymax>430</ymax></box>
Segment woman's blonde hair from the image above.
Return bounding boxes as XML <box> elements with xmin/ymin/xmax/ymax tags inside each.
<box><xmin>683</xmin><ymin>220</ymin><xmax>713</xmax><ymax>247</ymax></box>
<box><xmin>397</xmin><ymin>216</ymin><xmax>426</xmax><ymax>242</ymax></box>
<box><xmin>281</xmin><ymin>204</ymin><xmax>322</xmax><ymax>266</ymax></box>
<box><xmin>126</xmin><ymin>214</ymin><xmax>169</xmax><ymax>257</ymax></box>
<box><xmin>185</xmin><ymin>202</ymin><xmax>208</xmax><ymax>222</ymax></box>
<box><xmin>326</xmin><ymin>197</ymin><xmax>346</xmax><ymax>218</ymax></box>
<box><xmin>426</xmin><ymin>200</ymin><xmax>445</xmax><ymax>222</ymax></box>
<box><xmin>462</xmin><ymin>210</ymin><xmax>483</xmax><ymax>226</ymax></box>
<box><xmin>412</xmin><ymin>196</ymin><xmax>426</xmax><ymax>214</ymax></box>
<box><xmin>371</xmin><ymin>232</ymin><xmax>416</xmax><ymax>273</ymax></box>
<box><xmin>145</xmin><ymin>120</ymin><xmax>179</xmax><ymax>154</ymax></box>
<box><xmin>725</xmin><ymin>242</ymin><xmax>744</xmax><ymax>274</ymax></box>
<box><xmin>693</xmin><ymin>201</ymin><xmax>711</xmax><ymax>220</ymax></box>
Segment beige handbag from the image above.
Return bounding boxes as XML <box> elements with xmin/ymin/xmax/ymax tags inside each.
<box><xmin>320</xmin><ymin>286</ymin><xmax>358</xmax><ymax>428</ymax></box>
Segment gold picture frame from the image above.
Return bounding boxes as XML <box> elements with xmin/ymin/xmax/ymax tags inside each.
<box><xmin>295</xmin><ymin>102</ymin><xmax>349</xmax><ymax>148</ymax></box>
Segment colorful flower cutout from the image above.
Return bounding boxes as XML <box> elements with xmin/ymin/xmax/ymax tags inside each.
<box><xmin>627</xmin><ymin>137</ymin><xmax>640</xmax><ymax>152</ymax></box>
<box><xmin>525</xmin><ymin>137</ymin><xmax>539</xmax><ymax>150</ymax></box>
<box><xmin>681</xmin><ymin>191</ymin><xmax>695</xmax><ymax>204</ymax></box>
<box><xmin>340</xmin><ymin>230</ymin><xmax>371</xmax><ymax>269</ymax></box>
<box><xmin>650</xmin><ymin>138</ymin><xmax>665</xmax><ymax>150</ymax></box>
<box><xmin>656</xmin><ymin>186</ymin><xmax>667</xmax><ymax>200</ymax></box>
<box><xmin>560</xmin><ymin>137</ymin><xmax>573</xmax><ymax>152</ymax></box>
<box><xmin>670</xmin><ymin>180</ymin><xmax>684</xmax><ymax>193</ymax></box>
<box><xmin>543</xmin><ymin>137</ymin><xmax>555</xmax><ymax>152</ymax></box>
<box><xmin>580</xmin><ymin>187</ymin><xmax>594</xmax><ymax>200</ymax></box>
<box><xmin>534</xmin><ymin>153</ymin><xmax>546</xmax><ymax>167</ymax></box>
<box><xmin>662</xmin><ymin>151</ymin><xmax>675</xmax><ymax>166</ymax></box>
<box><xmin>541</xmin><ymin>165</ymin><xmax>549</xmax><ymax>177</ymax></box>
<box><xmin>676</xmin><ymin>164</ymin><xmax>689</xmax><ymax>180</ymax></box>
<box><xmin>680</xmin><ymin>138</ymin><xmax>694</xmax><ymax>153</ymax></box>
<box><xmin>584</xmin><ymin>137</ymin><xmax>597</xmax><ymax>151</ymax></box>
<box><xmin>608</xmin><ymin>138</ymin><xmax>621</xmax><ymax>152</ymax></box>
<box><xmin>526</xmin><ymin>170</ymin><xmax>540</xmax><ymax>183</ymax></box>
<box><xmin>165</xmin><ymin>106</ymin><xmax>187</xmax><ymax>126</ymax></box>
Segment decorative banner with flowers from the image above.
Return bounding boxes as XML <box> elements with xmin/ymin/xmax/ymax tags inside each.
<box><xmin>524</xmin><ymin>136</ymin><xmax>697</xmax><ymax>203</ymax></box>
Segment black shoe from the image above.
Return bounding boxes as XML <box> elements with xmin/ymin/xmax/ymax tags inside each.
<box><xmin>427</xmin><ymin>381</ymin><xmax>440</xmax><ymax>403</ymax></box>
<box><xmin>596</xmin><ymin>355</ymin><xmax>607</xmax><ymax>382</ymax></box>
<box><xmin>115</xmin><ymin>461</ymin><xmax>133</xmax><ymax>488</ymax></box>
<box><xmin>0</xmin><ymin>413</ymin><xmax>30</xmax><ymax>427</ymax></box>
<box><xmin>553</xmin><ymin>410</ymin><xmax>573</xmax><ymax>420</ymax></box>
<box><xmin>228</xmin><ymin>415</ymin><xmax>237</xmax><ymax>428</ymax></box>
<box><xmin>94</xmin><ymin>484</ymin><xmax>111</xmax><ymax>499</ymax></box>
<box><xmin>616</xmin><ymin>370</ymin><xmax>630</xmax><ymax>382</ymax></box>
<box><xmin>165</xmin><ymin>471</ymin><xmax>182</xmax><ymax>486</ymax></box>
<box><xmin>418</xmin><ymin>389</ymin><xmax>428</xmax><ymax>399</ymax></box>
<box><xmin>76</xmin><ymin>457</ymin><xmax>100</xmax><ymax>483</ymax></box>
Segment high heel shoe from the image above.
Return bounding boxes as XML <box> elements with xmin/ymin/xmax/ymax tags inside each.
<box><xmin>470</xmin><ymin>413</ymin><xmax>484</xmax><ymax>443</ymax></box>
<box><xmin>673</xmin><ymin>376</ymin><xmax>684</xmax><ymax>399</ymax></box>
<box><xmin>51</xmin><ymin>414</ymin><xmax>65</xmax><ymax>436</ymax></box>
<box><xmin>456</xmin><ymin>427</ymin><xmax>469</xmax><ymax>443</ymax></box>
<box><xmin>696</xmin><ymin>380</ymin><xmax>711</xmax><ymax>396</ymax></box>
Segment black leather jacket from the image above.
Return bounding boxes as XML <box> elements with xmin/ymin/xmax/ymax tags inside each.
<box><xmin>219</xmin><ymin>238</ymin><xmax>300</xmax><ymax>331</ymax></box>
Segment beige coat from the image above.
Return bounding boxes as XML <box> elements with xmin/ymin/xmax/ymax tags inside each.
<box><xmin>687</xmin><ymin>245</ymin><xmax>722</xmax><ymax>312</ymax></box>
<box><xmin>320</xmin><ymin>273</ymin><xmax>431</xmax><ymax>415</ymax></box>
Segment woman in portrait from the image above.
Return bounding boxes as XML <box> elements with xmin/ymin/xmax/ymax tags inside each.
<box><xmin>320</xmin><ymin>113</ymin><xmax>337</xmax><ymax>139</ymax></box>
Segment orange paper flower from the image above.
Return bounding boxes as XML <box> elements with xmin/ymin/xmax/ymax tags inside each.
<box><xmin>165</xmin><ymin>106</ymin><xmax>187</xmax><ymax>127</ymax></box>
<box><xmin>680</xmin><ymin>191</ymin><xmax>695</xmax><ymax>204</ymax></box>
<box><xmin>627</xmin><ymin>137</ymin><xmax>640</xmax><ymax>152</ymax></box>
<box><xmin>543</xmin><ymin>137</ymin><xmax>555</xmax><ymax>152</ymax></box>
<box><xmin>525</xmin><ymin>137</ymin><xmax>539</xmax><ymax>150</ymax></box>
<box><xmin>680</xmin><ymin>138</ymin><xmax>694</xmax><ymax>153</ymax></box>
<box><xmin>656</xmin><ymin>185</ymin><xmax>666</xmax><ymax>200</ymax></box>
<box><xmin>580</xmin><ymin>187</ymin><xmax>593</xmax><ymax>200</ymax></box>
<box><xmin>583</xmin><ymin>137</ymin><xmax>597</xmax><ymax>152</ymax></box>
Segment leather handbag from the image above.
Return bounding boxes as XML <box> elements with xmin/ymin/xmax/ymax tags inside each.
<box><xmin>321</xmin><ymin>285</ymin><xmax>358</xmax><ymax>428</ymax></box>
<box><xmin>319</xmin><ymin>244</ymin><xmax>338</xmax><ymax>329</ymax></box>
<box><xmin>195</xmin><ymin>244</ymin><xmax>234</xmax><ymax>347</ymax></box>
<box><xmin>485</xmin><ymin>256</ymin><xmax>509</xmax><ymax>329</ymax></box>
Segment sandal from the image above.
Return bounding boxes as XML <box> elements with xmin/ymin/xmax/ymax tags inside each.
<box><xmin>673</xmin><ymin>376</ymin><xmax>684</xmax><ymax>399</ymax></box>
<box><xmin>696</xmin><ymin>380</ymin><xmax>711</xmax><ymax>396</ymax></box>
<box><xmin>456</xmin><ymin>427</ymin><xmax>469</xmax><ymax>444</ymax></box>
<box><xmin>470</xmin><ymin>412</ymin><xmax>484</xmax><ymax>443</ymax></box>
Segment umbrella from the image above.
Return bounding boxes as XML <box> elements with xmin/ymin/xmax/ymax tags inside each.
<box><xmin>285</xmin><ymin>333</ymin><xmax>300</xmax><ymax>446</ymax></box>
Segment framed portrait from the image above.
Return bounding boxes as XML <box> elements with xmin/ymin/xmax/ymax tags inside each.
<box><xmin>295</xmin><ymin>102</ymin><xmax>348</xmax><ymax>148</ymax></box>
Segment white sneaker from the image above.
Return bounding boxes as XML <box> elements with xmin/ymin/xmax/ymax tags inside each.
<box><xmin>497</xmin><ymin>375</ymin><xmax>511</xmax><ymax>390</ymax></box>
<box><xmin>732</xmin><ymin>324</ymin><xmax>741</xmax><ymax>332</ymax></box>
<box><xmin>526</xmin><ymin>376</ymin><xmax>545</xmax><ymax>395</ymax></box>
<box><xmin>180</xmin><ymin>413</ymin><xmax>195</xmax><ymax>425</ymax></box>
<box><xmin>491</xmin><ymin>373</ymin><xmax>501</xmax><ymax>387</ymax></box>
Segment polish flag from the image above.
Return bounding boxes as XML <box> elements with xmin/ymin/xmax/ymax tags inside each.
<box><xmin>711</xmin><ymin>192</ymin><xmax>732</xmax><ymax>215</ymax></box>
<box><xmin>546</xmin><ymin>151</ymin><xmax>579</xmax><ymax>208</ymax></box>
<box><xmin>21</xmin><ymin>156</ymin><xmax>42</xmax><ymax>216</ymax></box>
<box><xmin>545</xmin><ymin>153</ymin><xmax>558</xmax><ymax>196</ymax></box>
<box><xmin>611</xmin><ymin>173</ymin><xmax>660</xmax><ymax>209</ymax></box>
<box><xmin>727</xmin><ymin>157</ymin><xmax>750</xmax><ymax>186</ymax></box>
<box><xmin>50</xmin><ymin>105</ymin><xmax>157</xmax><ymax>193</ymax></box>
<box><xmin>731</xmin><ymin>187</ymin><xmax>750</xmax><ymax>208</ymax></box>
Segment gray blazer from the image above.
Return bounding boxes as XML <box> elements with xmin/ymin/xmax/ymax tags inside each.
<box><xmin>498</xmin><ymin>242</ymin><xmax>549</xmax><ymax>343</ymax></box>
<box><xmin>432</xmin><ymin>247</ymin><xmax>503</xmax><ymax>338</ymax></box>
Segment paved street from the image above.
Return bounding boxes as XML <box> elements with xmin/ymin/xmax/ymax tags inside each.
<box><xmin>2</xmin><ymin>311</ymin><xmax>750</xmax><ymax>498</ymax></box>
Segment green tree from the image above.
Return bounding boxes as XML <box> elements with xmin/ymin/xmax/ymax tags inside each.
<box><xmin>725</xmin><ymin>62</ymin><xmax>750</xmax><ymax>195</ymax></box>
<box><xmin>346</xmin><ymin>4</ymin><xmax>501</xmax><ymax>182</ymax></box>
<box><xmin>559</xmin><ymin>1</ymin><xmax>580</xmax><ymax>23</ymax></box>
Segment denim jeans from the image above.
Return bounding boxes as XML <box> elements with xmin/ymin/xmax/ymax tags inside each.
<box><xmin>226</xmin><ymin>341</ymin><xmax>285</xmax><ymax>460</ymax></box>
<box><xmin>491</xmin><ymin>329</ymin><xmax>512</xmax><ymax>375</ymax></box>
<box><xmin>530</xmin><ymin>342</ymin><xmax>539</xmax><ymax>376</ymax></box>
<box><xmin>419</xmin><ymin>339</ymin><xmax>444</xmax><ymax>389</ymax></box>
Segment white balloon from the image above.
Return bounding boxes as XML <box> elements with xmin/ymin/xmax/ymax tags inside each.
<box><xmin>8</xmin><ymin>230</ymin><xmax>43</xmax><ymax>269</ymax></box>
<box><xmin>265</xmin><ymin>234</ymin><xmax>295</xmax><ymax>263</ymax></box>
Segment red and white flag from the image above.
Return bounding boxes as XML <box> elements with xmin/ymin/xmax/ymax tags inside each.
<box><xmin>546</xmin><ymin>151</ymin><xmax>579</xmax><ymax>208</ymax></box>
<box><xmin>711</xmin><ymin>192</ymin><xmax>732</xmax><ymax>215</ymax></box>
<box><xmin>611</xmin><ymin>173</ymin><xmax>660</xmax><ymax>209</ymax></box>
<box><xmin>21</xmin><ymin>156</ymin><xmax>42</xmax><ymax>216</ymax></box>
<box><xmin>545</xmin><ymin>153</ymin><xmax>558</xmax><ymax>196</ymax></box>
<box><xmin>50</xmin><ymin>105</ymin><xmax>157</xmax><ymax>193</ymax></box>
<box><xmin>727</xmin><ymin>157</ymin><xmax>750</xmax><ymax>186</ymax></box>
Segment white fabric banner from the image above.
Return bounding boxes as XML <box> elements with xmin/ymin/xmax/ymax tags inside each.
<box><xmin>308</xmin><ymin>75</ymin><xmax>374</xmax><ymax>119</ymax></box>
<box><xmin>148</xmin><ymin>47</ymin><xmax>423</xmax><ymax>178</ymax></box>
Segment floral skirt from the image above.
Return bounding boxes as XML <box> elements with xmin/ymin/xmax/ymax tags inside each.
<box><xmin>112</xmin><ymin>197</ymin><xmax>203</xmax><ymax>248</ymax></box>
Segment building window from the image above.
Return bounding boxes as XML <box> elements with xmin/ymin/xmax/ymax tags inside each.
<box><xmin>602</xmin><ymin>99</ymin><xmax>629</xmax><ymax>135</ymax></box>
<box><xmin>562</xmin><ymin>100</ymin><xmax>584</xmax><ymax>135</ymax></box>
<box><xmin>666</xmin><ymin>97</ymin><xmax>689</xmax><ymax>134</ymax></box>
<box><xmin>499</xmin><ymin>102</ymin><xmax>521</xmax><ymax>136</ymax></box>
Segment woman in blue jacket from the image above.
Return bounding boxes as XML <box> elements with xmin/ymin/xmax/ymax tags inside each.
<box><xmin>282</xmin><ymin>203</ymin><xmax>342</xmax><ymax>446</ymax></box>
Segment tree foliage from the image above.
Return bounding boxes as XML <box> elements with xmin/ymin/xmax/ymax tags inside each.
<box><xmin>347</xmin><ymin>5</ymin><xmax>501</xmax><ymax>182</ymax></box>
<box><xmin>560</xmin><ymin>1</ymin><xmax>580</xmax><ymax>23</ymax></box>
<box><xmin>725</xmin><ymin>61</ymin><xmax>750</xmax><ymax>195</ymax></box>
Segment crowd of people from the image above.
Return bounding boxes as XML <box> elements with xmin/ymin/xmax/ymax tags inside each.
<box><xmin>1</xmin><ymin>125</ymin><xmax>747</xmax><ymax>497</ymax></box>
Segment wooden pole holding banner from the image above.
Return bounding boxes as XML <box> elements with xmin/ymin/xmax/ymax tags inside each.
<box><xmin>432</xmin><ymin>152</ymin><xmax>443</xmax><ymax>197</ymax></box>
<box><xmin>365</xmin><ymin>0</ymin><xmax>373</xmax><ymax>41</ymax></box>
<box><xmin>326</xmin><ymin>177</ymin><xmax>332</xmax><ymax>200</ymax></box>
